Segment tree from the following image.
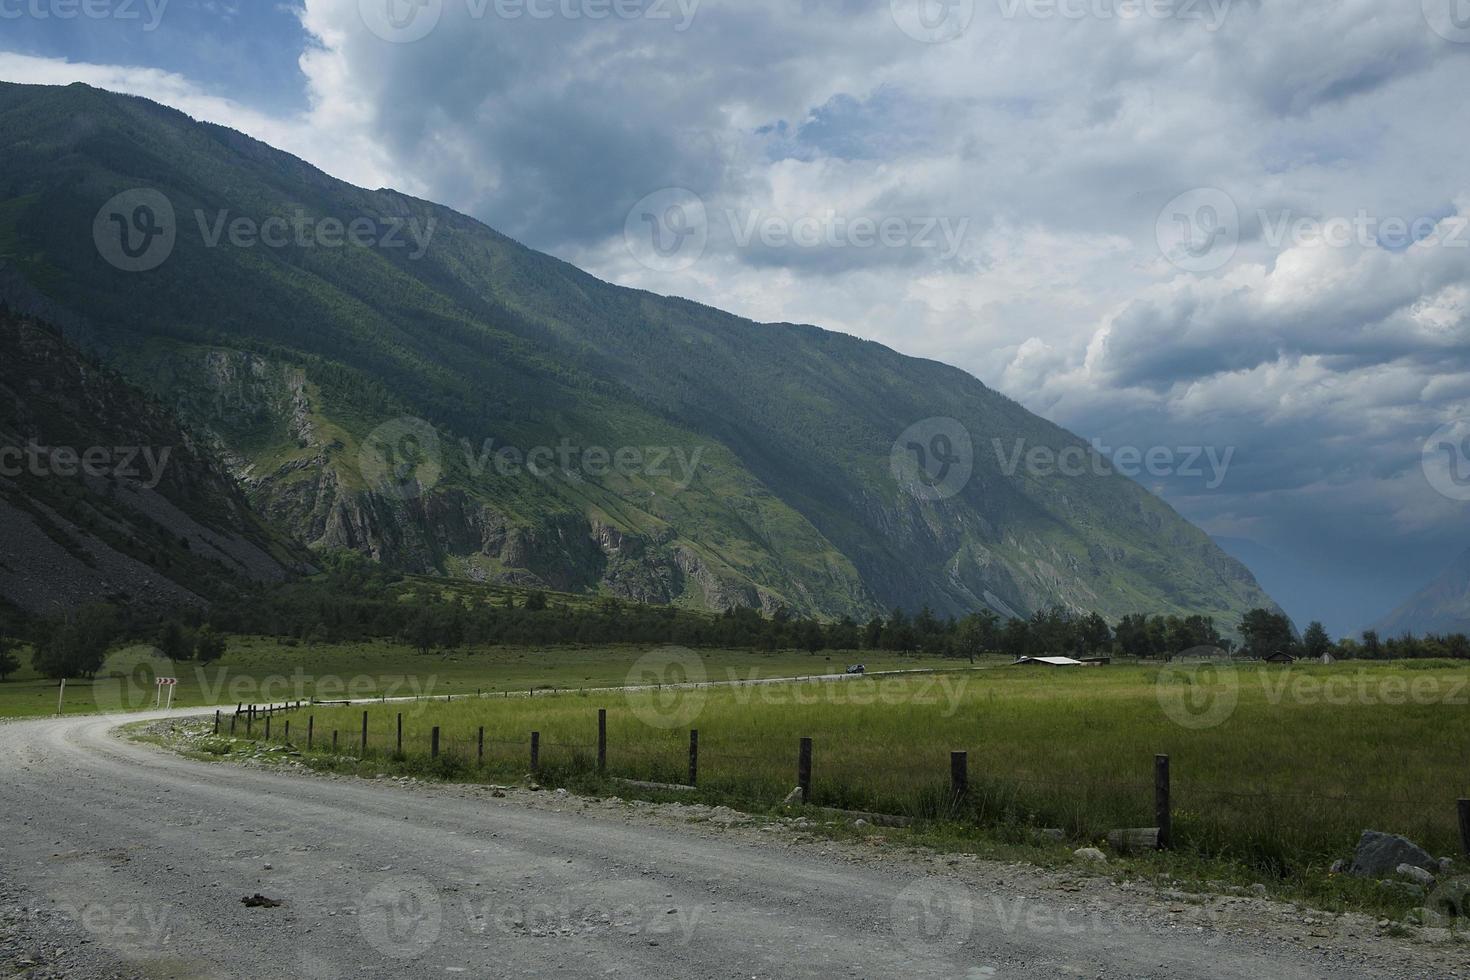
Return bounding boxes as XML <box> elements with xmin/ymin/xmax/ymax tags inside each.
<box><xmin>404</xmin><ymin>608</ymin><xmax>438</xmax><ymax>656</ymax></box>
<box><xmin>1078</xmin><ymin>612</ymin><xmax>1112</xmax><ymax>654</ymax></box>
<box><xmin>195</xmin><ymin>626</ymin><xmax>227</xmax><ymax>664</ymax></box>
<box><xmin>957</xmin><ymin>611</ymin><xmax>1000</xmax><ymax>663</ymax></box>
<box><xmin>1361</xmin><ymin>629</ymin><xmax>1383</xmax><ymax>660</ymax></box>
<box><xmin>827</xmin><ymin>616</ymin><xmax>860</xmax><ymax>652</ymax></box>
<box><xmin>0</xmin><ymin>635</ymin><xmax>18</xmax><ymax>682</ymax></box>
<box><xmin>1000</xmin><ymin>618</ymin><xmax>1030</xmax><ymax>659</ymax></box>
<box><xmin>158</xmin><ymin>621</ymin><xmax>195</xmax><ymax>662</ymax></box>
<box><xmin>1239</xmin><ymin>608</ymin><xmax>1296</xmax><ymax>660</ymax></box>
<box><xmin>523</xmin><ymin>591</ymin><xmax>548</xmax><ymax>612</ymax></box>
<box><xmin>862</xmin><ymin>616</ymin><xmax>884</xmax><ymax>651</ymax></box>
<box><xmin>31</xmin><ymin>604</ymin><xmax>118</xmax><ymax>680</ymax></box>
<box><xmin>1302</xmin><ymin>621</ymin><xmax>1332</xmax><ymax>660</ymax></box>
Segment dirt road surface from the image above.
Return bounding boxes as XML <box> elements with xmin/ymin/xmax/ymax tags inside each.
<box><xmin>1</xmin><ymin>710</ymin><xmax>1463</xmax><ymax>979</ymax></box>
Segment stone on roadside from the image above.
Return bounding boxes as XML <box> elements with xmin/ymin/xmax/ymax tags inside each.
<box><xmin>1348</xmin><ymin>831</ymin><xmax>1436</xmax><ymax>877</ymax></box>
<box><xmin>1073</xmin><ymin>847</ymin><xmax>1107</xmax><ymax>864</ymax></box>
<box><xmin>1395</xmin><ymin>864</ymin><xmax>1436</xmax><ymax>888</ymax></box>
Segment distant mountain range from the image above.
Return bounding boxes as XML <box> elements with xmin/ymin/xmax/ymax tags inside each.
<box><xmin>1371</xmin><ymin>547</ymin><xmax>1470</xmax><ymax>636</ymax></box>
<box><xmin>0</xmin><ymin>81</ymin><xmax>1278</xmax><ymax>624</ymax></box>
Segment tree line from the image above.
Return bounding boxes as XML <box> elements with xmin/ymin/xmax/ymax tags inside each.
<box><xmin>3</xmin><ymin>561</ymin><xmax>1468</xmax><ymax>681</ymax></box>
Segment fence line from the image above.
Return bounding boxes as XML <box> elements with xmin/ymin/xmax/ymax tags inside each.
<box><xmin>217</xmin><ymin>701</ymin><xmax>1470</xmax><ymax>857</ymax></box>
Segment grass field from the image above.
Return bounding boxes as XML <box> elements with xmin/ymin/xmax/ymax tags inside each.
<box><xmin>231</xmin><ymin>658</ymin><xmax>1470</xmax><ymax>879</ymax></box>
<box><xmin>0</xmin><ymin>636</ymin><xmax>967</xmax><ymax>718</ymax></box>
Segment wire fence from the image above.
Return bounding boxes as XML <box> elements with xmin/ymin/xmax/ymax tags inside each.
<box><xmin>211</xmin><ymin>700</ymin><xmax>1470</xmax><ymax>867</ymax></box>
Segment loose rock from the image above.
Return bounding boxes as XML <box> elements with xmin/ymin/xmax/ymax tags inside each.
<box><xmin>1348</xmin><ymin>831</ymin><xmax>1436</xmax><ymax>877</ymax></box>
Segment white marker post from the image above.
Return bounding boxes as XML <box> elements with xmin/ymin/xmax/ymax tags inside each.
<box><xmin>56</xmin><ymin>678</ymin><xmax>66</xmax><ymax>717</ymax></box>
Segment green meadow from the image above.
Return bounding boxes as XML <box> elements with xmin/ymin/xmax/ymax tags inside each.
<box><xmin>0</xmin><ymin>636</ymin><xmax>963</xmax><ymax>718</ymax></box>
<box><xmin>247</xmin><ymin>659</ymin><xmax>1470</xmax><ymax>876</ymax></box>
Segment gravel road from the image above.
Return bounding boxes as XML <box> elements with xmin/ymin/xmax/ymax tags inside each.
<box><xmin>1</xmin><ymin>709</ymin><xmax>1464</xmax><ymax>979</ymax></box>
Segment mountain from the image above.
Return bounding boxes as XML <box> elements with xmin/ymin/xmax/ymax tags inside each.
<box><xmin>0</xmin><ymin>81</ymin><xmax>1277</xmax><ymax>623</ymax></box>
<box><xmin>1371</xmin><ymin>547</ymin><xmax>1470</xmax><ymax>636</ymax></box>
<box><xmin>0</xmin><ymin>310</ymin><xmax>301</xmax><ymax>614</ymax></box>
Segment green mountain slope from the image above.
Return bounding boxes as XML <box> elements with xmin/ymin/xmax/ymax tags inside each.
<box><xmin>0</xmin><ymin>310</ymin><xmax>302</xmax><ymax>613</ymax></box>
<box><xmin>0</xmin><ymin>81</ymin><xmax>1275</xmax><ymax>623</ymax></box>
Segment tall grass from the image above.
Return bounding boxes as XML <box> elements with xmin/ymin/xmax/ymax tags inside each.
<box><xmin>240</xmin><ymin>661</ymin><xmax>1470</xmax><ymax>875</ymax></box>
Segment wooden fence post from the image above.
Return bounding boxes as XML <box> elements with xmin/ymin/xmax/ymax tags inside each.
<box><xmin>361</xmin><ymin>711</ymin><xmax>369</xmax><ymax>757</ymax></box>
<box><xmin>246</xmin><ymin>711</ymin><xmax>253</xmax><ymax>737</ymax></box>
<box><xmin>229</xmin><ymin>714</ymin><xmax>236</xmax><ymax>736</ymax></box>
<box><xmin>213</xmin><ymin>710</ymin><xmax>221</xmax><ymax>735</ymax></box>
<box><xmin>598</xmin><ymin>709</ymin><xmax>607</xmax><ymax>773</ymax></box>
<box><xmin>531</xmin><ymin>731</ymin><xmax>540</xmax><ymax>772</ymax></box>
<box><xmin>265</xmin><ymin>714</ymin><xmax>271</xmax><ymax>741</ymax></box>
<box><xmin>798</xmin><ymin>737</ymin><xmax>813</xmax><ymax>804</ymax></box>
<box><xmin>332</xmin><ymin>730</ymin><xmax>338</xmax><ymax>752</ymax></box>
<box><xmin>431</xmin><ymin>727</ymin><xmax>441</xmax><ymax>759</ymax></box>
<box><xmin>307</xmin><ymin>715</ymin><xmax>313</xmax><ymax>750</ymax></box>
<box><xmin>688</xmin><ymin>730</ymin><xmax>699</xmax><ymax>787</ymax></box>
<box><xmin>478</xmin><ymin>727</ymin><xmax>485</xmax><ymax>767</ymax></box>
<box><xmin>284</xmin><ymin>720</ymin><xmax>290</xmax><ymax>742</ymax></box>
<box><xmin>397</xmin><ymin>713</ymin><xmax>403</xmax><ymax>755</ymax></box>
<box><xmin>1155</xmin><ymin>755</ymin><xmax>1172</xmax><ymax>851</ymax></box>
<box><xmin>951</xmin><ymin>751</ymin><xmax>968</xmax><ymax>803</ymax></box>
<box><xmin>1459</xmin><ymin>799</ymin><xmax>1470</xmax><ymax>858</ymax></box>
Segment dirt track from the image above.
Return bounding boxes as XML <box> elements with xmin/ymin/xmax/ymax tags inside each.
<box><xmin>1</xmin><ymin>709</ymin><xmax>1465</xmax><ymax>979</ymax></box>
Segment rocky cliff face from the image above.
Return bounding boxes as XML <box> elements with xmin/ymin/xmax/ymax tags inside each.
<box><xmin>0</xmin><ymin>314</ymin><xmax>302</xmax><ymax>614</ymax></box>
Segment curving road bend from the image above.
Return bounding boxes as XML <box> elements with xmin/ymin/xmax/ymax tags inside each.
<box><xmin>0</xmin><ymin>711</ymin><xmax>1455</xmax><ymax>979</ymax></box>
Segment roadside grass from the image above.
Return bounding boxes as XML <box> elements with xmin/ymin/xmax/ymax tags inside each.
<box><xmin>0</xmin><ymin>636</ymin><xmax>972</xmax><ymax>718</ymax></box>
<box><xmin>231</xmin><ymin>660</ymin><xmax>1470</xmax><ymax>901</ymax></box>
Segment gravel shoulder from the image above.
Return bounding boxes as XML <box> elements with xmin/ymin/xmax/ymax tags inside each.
<box><xmin>2</xmin><ymin>709</ymin><xmax>1467</xmax><ymax>979</ymax></box>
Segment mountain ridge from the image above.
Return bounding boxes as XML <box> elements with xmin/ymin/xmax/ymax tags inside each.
<box><xmin>0</xmin><ymin>80</ymin><xmax>1278</xmax><ymax>624</ymax></box>
<box><xmin>1372</xmin><ymin>546</ymin><xmax>1470</xmax><ymax>636</ymax></box>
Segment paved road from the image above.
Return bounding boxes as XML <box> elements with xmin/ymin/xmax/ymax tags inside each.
<box><xmin>0</xmin><ymin>711</ymin><xmax>1441</xmax><ymax>979</ymax></box>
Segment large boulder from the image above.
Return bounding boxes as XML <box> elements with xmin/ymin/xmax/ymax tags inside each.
<box><xmin>1349</xmin><ymin>831</ymin><xmax>1436</xmax><ymax>877</ymax></box>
